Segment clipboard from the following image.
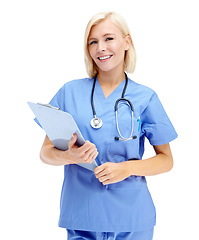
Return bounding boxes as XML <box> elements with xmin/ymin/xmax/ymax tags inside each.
<box><xmin>28</xmin><ymin>102</ymin><xmax>98</xmax><ymax>171</ymax></box>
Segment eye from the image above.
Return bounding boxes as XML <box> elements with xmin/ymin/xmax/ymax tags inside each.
<box><xmin>106</xmin><ymin>37</ymin><xmax>114</xmax><ymax>41</ymax></box>
<box><xmin>89</xmin><ymin>40</ymin><xmax>97</xmax><ymax>45</ymax></box>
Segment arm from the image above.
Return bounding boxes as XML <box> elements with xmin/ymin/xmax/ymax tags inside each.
<box><xmin>127</xmin><ymin>143</ymin><xmax>173</xmax><ymax>176</ymax></box>
<box><xmin>94</xmin><ymin>143</ymin><xmax>173</xmax><ymax>185</ymax></box>
<box><xmin>40</xmin><ymin>134</ymin><xmax>98</xmax><ymax>166</ymax></box>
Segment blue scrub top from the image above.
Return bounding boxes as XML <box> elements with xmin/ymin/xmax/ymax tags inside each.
<box><xmin>40</xmin><ymin>77</ymin><xmax>177</xmax><ymax>232</ymax></box>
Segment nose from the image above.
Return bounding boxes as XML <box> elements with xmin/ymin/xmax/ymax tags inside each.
<box><xmin>97</xmin><ymin>40</ymin><xmax>106</xmax><ymax>52</ymax></box>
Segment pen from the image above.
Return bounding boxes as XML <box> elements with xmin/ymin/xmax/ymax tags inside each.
<box><xmin>137</xmin><ymin>117</ymin><xmax>141</xmax><ymax>131</ymax></box>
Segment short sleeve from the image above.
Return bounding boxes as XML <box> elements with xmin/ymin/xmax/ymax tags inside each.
<box><xmin>48</xmin><ymin>84</ymin><xmax>66</xmax><ymax>111</ymax></box>
<box><xmin>141</xmin><ymin>92</ymin><xmax>178</xmax><ymax>145</ymax></box>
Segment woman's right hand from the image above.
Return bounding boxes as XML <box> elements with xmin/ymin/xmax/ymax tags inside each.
<box><xmin>40</xmin><ymin>134</ymin><xmax>98</xmax><ymax>166</ymax></box>
<box><xmin>67</xmin><ymin>133</ymin><xmax>99</xmax><ymax>164</ymax></box>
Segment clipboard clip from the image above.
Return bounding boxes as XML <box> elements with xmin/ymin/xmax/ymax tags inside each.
<box><xmin>37</xmin><ymin>103</ymin><xmax>60</xmax><ymax>111</ymax></box>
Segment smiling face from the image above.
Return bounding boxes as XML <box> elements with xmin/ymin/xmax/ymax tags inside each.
<box><xmin>88</xmin><ymin>19</ymin><xmax>130</xmax><ymax>75</ymax></box>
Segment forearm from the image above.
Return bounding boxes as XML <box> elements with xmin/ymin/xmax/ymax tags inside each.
<box><xmin>127</xmin><ymin>153</ymin><xmax>173</xmax><ymax>177</ymax></box>
<box><xmin>94</xmin><ymin>144</ymin><xmax>174</xmax><ymax>185</ymax></box>
<box><xmin>40</xmin><ymin>134</ymin><xmax>98</xmax><ymax>166</ymax></box>
<box><xmin>40</xmin><ymin>144</ymin><xmax>74</xmax><ymax>166</ymax></box>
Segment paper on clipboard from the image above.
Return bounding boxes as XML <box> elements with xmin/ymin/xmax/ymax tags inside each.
<box><xmin>28</xmin><ymin>102</ymin><xmax>98</xmax><ymax>171</ymax></box>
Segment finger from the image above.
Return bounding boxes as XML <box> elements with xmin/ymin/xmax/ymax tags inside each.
<box><xmin>99</xmin><ymin>172</ymin><xmax>118</xmax><ymax>185</ymax></box>
<box><xmin>101</xmin><ymin>179</ymin><xmax>114</xmax><ymax>185</ymax></box>
<box><xmin>94</xmin><ymin>164</ymin><xmax>106</xmax><ymax>175</ymax></box>
<box><xmin>94</xmin><ymin>163</ymin><xmax>110</xmax><ymax>177</ymax></box>
<box><xmin>85</xmin><ymin>150</ymin><xmax>99</xmax><ymax>163</ymax></box>
<box><xmin>78</xmin><ymin>141</ymin><xmax>96</xmax><ymax>156</ymax></box>
<box><xmin>85</xmin><ymin>146</ymin><xmax>98</xmax><ymax>161</ymax></box>
<box><xmin>79</xmin><ymin>144</ymin><xmax>97</xmax><ymax>161</ymax></box>
<box><xmin>98</xmin><ymin>174</ymin><xmax>110</xmax><ymax>183</ymax></box>
<box><xmin>68</xmin><ymin>133</ymin><xmax>77</xmax><ymax>149</ymax></box>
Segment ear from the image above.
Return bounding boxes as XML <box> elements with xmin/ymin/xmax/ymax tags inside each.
<box><xmin>124</xmin><ymin>34</ymin><xmax>131</xmax><ymax>51</ymax></box>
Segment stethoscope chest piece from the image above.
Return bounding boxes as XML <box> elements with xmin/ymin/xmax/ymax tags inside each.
<box><xmin>90</xmin><ymin>116</ymin><xmax>103</xmax><ymax>129</ymax></box>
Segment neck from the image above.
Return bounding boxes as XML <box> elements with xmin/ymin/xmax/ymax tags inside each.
<box><xmin>97</xmin><ymin>69</ymin><xmax>125</xmax><ymax>88</ymax></box>
<box><xmin>96</xmin><ymin>68</ymin><xmax>126</xmax><ymax>98</ymax></box>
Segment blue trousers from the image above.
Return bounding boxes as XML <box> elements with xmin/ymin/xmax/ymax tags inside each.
<box><xmin>67</xmin><ymin>228</ymin><xmax>154</xmax><ymax>240</ymax></box>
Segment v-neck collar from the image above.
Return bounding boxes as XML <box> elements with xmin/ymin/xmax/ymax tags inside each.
<box><xmin>95</xmin><ymin>77</ymin><xmax>126</xmax><ymax>101</ymax></box>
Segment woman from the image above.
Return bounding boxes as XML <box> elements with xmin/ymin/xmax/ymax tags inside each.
<box><xmin>39</xmin><ymin>12</ymin><xmax>177</xmax><ymax>240</ymax></box>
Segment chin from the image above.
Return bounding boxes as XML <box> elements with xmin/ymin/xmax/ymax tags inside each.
<box><xmin>97</xmin><ymin>64</ymin><xmax>117</xmax><ymax>73</ymax></box>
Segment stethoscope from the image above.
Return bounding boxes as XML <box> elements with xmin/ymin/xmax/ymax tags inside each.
<box><xmin>90</xmin><ymin>72</ymin><xmax>137</xmax><ymax>141</ymax></box>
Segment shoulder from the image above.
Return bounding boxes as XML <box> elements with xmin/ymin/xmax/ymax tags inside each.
<box><xmin>128</xmin><ymin>78</ymin><xmax>157</xmax><ymax>101</ymax></box>
<box><xmin>50</xmin><ymin>77</ymin><xmax>92</xmax><ymax>99</ymax></box>
<box><xmin>62</xmin><ymin>77</ymin><xmax>93</xmax><ymax>90</ymax></box>
<box><xmin>49</xmin><ymin>77</ymin><xmax>93</xmax><ymax>110</ymax></box>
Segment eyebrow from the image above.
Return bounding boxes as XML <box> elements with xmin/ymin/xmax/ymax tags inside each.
<box><xmin>88</xmin><ymin>33</ymin><xmax>116</xmax><ymax>41</ymax></box>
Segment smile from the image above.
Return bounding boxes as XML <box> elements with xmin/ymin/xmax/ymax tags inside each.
<box><xmin>98</xmin><ymin>55</ymin><xmax>113</xmax><ymax>60</ymax></box>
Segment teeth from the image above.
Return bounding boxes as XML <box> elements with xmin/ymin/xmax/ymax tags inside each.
<box><xmin>98</xmin><ymin>55</ymin><xmax>112</xmax><ymax>60</ymax></box>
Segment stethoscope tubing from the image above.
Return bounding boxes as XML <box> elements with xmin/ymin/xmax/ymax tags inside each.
<box><xmin>115</xmin><ymin>109</ymin><xmax>134</xmax><ymax>141</ymax></box>
<box><xmin>114</xmin><ymin>98</ymin><xmax>134</xmax><ymax>112</ymax></box>
<box><xmin>90</xmin><ymin>72</ymin><xmax>137</xmax><ymax>141</ymax></box>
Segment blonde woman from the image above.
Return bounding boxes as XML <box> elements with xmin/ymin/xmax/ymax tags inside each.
<box><xmin>39</xmin><ymin>12</ymin><xmax>177</xmax><ymax>240</ymax></box>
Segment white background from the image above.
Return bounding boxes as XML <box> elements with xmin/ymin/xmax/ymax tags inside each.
<box><xmin>0</xmin><ymin>0</ymin><xmax>198</xmax><ymax>239</ymax></box>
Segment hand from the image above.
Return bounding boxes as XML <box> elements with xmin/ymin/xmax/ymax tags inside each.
<box><xmin>94</xmin><ymin>162</ymin><xmax>131</xmax><ymax>185</ymax></box>
<box><xmin>68</xmin><ymin>133</ymin><xmax>99</xmax><ymax>164</ymax></box>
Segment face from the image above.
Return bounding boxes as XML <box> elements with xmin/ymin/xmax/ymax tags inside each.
<box><xmin>88</xmin><ymin>19</ymin><xmax>130</xmax><ymax>74</ymax></box>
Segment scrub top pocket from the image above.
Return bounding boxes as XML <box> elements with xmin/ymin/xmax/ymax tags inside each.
<box><xmin>108</xmin><ymin>103</ymin><xmax>141</xmax><ymax>162</ymax></box>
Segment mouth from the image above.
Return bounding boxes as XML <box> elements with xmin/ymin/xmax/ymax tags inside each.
<box><xmin>97</xmin><ymin>55</ymin><xmax>113</xmax><ymax>61</ymax></box>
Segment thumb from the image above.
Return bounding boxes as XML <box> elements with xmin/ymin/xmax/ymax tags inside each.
<box><xmin>68</xmin><ymin>133</ymin><xmax>77</xmax><ymax>149</ymax></box>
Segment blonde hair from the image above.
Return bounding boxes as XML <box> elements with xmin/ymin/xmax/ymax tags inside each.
<box><xmin>84</xmin><ymin>12</ymin><xmax>136</xmax><ymax>78</ymax></box>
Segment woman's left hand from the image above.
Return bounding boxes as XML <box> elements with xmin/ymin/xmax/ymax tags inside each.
<box><xmin>94</xmin><ymin>162</ymin><xmax>131</xmax><ymax>185</ymax></box>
